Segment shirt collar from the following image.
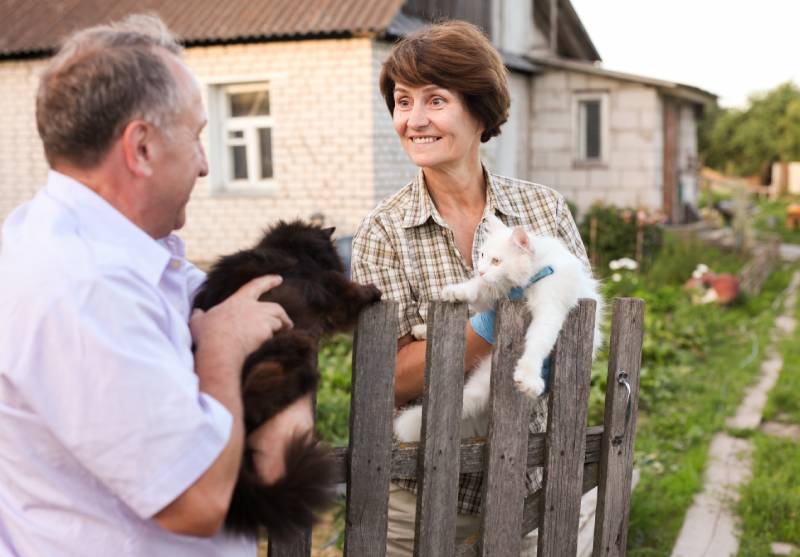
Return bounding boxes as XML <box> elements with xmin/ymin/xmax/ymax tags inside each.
<box><xmin>44</xmin><ymin>170</ymin><xmax>174</xmax><ymax>285</ymax></box>
<box><xmin>402</xmin><ymin>167</ymin><xmax>519</xmax><ymax>229</ymax></box>
<box><xmin>485</xmin><ymin>171</ymin><xmax>520</xmax><ymax>219</ymax></box>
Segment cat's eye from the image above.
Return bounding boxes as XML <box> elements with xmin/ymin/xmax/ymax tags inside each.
<box><xmin>491</xmin><ymin>257</ymin><xmax>500</xmax><ymax>266</ymax></box>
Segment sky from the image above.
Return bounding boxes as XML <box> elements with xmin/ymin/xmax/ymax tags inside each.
<box><xmin>569</xmin><ymin>0</ymin><xmax>800</xmax><ymax>109</ymax></box>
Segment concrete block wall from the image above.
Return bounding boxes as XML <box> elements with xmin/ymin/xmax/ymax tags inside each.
<box><xmin>0</xmin><ymin>59</ymin><xmax>49</xmax><ymax>228</ymax></box>
<box><xmin>182</xmin><ymin>38</ymin><xmax>378</xmax><ymax>263</ymax></box>
<box><xmin>370</xmin><ymin>41</ymin><xmax>417</xmax><ymax>207</ymax></box>
<box><xmin>529</xmin><ymin>69</ymin><xmax>663</xmax><ymax>213</ymax></box>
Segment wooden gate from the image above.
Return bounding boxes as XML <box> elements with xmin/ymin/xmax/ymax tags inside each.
<box><xmin>268</xmin><ymin>297</ymin><xmax>644</xmax><ymax>556</ymax></box>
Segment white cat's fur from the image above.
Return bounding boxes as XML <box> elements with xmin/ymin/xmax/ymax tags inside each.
<box><xmin>394</xmin><ymin>214</ymin><xmax>603</xmax><ymax>443</ymax></box>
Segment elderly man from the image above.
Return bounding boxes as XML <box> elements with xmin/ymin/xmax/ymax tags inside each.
<box><xmin>0</xmin><ymin>14</ymin><xmax>312</xmax><ymax>556</ymax></box>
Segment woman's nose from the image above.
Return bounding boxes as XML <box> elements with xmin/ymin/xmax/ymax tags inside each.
<box><xmin>407</xmin><ymin>104</ymin><xmax>429</xmax><ymax>129</ymax></box>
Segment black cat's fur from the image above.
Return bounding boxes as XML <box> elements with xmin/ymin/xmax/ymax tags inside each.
<box><xmin>192</xmin><ymin>220</ymin><xmax>381</xmax><ymax>540</ymax></box>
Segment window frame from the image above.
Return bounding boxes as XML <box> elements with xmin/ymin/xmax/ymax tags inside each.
<box><xmin>207</xmin><ymin>80</ymin><xmax>277</xmax><ymax>196</ymax></box>
<box><xmin>572</xmin><ymin>91</ymin><xmax>609</xmax><ymax>167</ymax></box>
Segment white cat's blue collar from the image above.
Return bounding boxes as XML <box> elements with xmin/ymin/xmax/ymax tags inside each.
<box><xmin>507</xmin><ymin>265</ymin><xmax>555</xmax><ymax>300</ymax></box>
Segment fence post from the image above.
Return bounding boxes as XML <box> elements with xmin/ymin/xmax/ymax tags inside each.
<box><xmin>343</xmin><ymin>302</ymin><xmax>398</xmax><ymax>556</ymax></box>
<box><xmin>479</xmin><ymin>300</ymin><xmax>533</xmax><ymax>556</ymax></box>
<box><xmin>592</xmin><ymin>298</ymin><xmax>644</xmax><ymax>557</ymax></box>
<box><xmin>538</xmin><ymin>299</ymin><xmax>596</xmax><ymax>556</ymax></box>
<box><xmin>413</xmin><ymin>302</ymin><xmax>468</xmax><ymax>557</ymax></box>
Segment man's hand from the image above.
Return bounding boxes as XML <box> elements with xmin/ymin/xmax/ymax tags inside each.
<box><xmin>248</xmin><ymin>394</ymin><xmax>314</xmax><ymax>485</ymax></box>
<box><xmin>190</xmin><ymin>275</ymin><xmax>293</xmax><ymax>371</ymax></box>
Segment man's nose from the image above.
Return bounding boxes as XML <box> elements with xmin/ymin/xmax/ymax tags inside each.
<box><xmin>198</xmin><ymin>144</ymin><xmax>209</xmax><ymax>177</ymax></box>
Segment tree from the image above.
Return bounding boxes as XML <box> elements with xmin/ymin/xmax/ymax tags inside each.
<box><xmin>699</xmin><ymin>81</ymin><xmax>800</xmax><ymax>176</ymax></box>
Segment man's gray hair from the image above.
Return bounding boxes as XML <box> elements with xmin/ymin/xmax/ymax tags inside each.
<box><xmin>36</xmin><ymin>14</ymin><xmax>185</xmax><ymax>168</ymax></box>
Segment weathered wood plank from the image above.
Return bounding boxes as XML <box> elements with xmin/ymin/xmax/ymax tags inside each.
<box><xmin>343</xmin><ymin>302</ymin><xmax>398</xmax><ymax>557</ymax></box>
<box><xmin>592</xmin><ymin>298</ymin><xmax>645</xmax><ymax>557</ymax></box>
<box><xmin>413</xmin><ymin>302</ymin><xmax>468</xmax><ymax>557</ymax></box>
<box><xmin>456</xmin><ymin>462</ymin><xmax>600</xmax><ymax>557</ymax></box>
<box><xmin>538</xmin><ymin>299</ymin><xmax>596</xmax><ymax>557</ymax></box>
<box><xmin>479</xmin><ymin>301</ymin><xmax>533</xmax><ymax>556</ymax></box>
<box><xmin>328</xmin><ymin>426</ymin><xmax>605</xmax><ymax>482</ymax></box>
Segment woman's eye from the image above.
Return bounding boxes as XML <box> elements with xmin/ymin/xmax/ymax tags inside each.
<box><xmin>431</xmin><ymin>97</ymin><xmax>445</xmax><ymax>106</ymax></box>
<box><xmin>491</xmin><ymin>257</ymin><xmax>500</xmax><ymax>266</ymax></box>
<box><xmin>396</xmin><ymin>98</ymin><xmax>410</xmax><ymax>109</ymax></box>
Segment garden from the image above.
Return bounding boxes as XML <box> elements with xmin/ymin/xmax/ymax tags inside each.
<box><xmin>308</xmin><ymin>204</ymin><xmax>799</xmax><ymax>556</ymax></box>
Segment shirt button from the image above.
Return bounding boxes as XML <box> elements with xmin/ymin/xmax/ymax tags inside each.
<box><xmin>170</xmin><ymin>259</ymin><xmax>181</xmax><ymax>269</ymax></box>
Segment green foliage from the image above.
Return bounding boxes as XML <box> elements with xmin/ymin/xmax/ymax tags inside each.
<box><xmin>737</xmin><ymin>435</ymin><xmax>800</xmax><ymax>556</ymax></box>
<box><xmin>316</xmin><ymin>334</ymin><xmax>354</xmax><ymax>445</ymax></box>
<box><xmin>584</xmin><ymin>234</ymin><xmax>793</xmax><ymax>556</ymax></box>
<box><xmin>751</xmin><ymin>195</ymin><xmax>800</xmax><ymax>244</ymax></box>
<box><xmin>763</xmin><ymin>288</ymin><xmax>800</xmax><ymax>424</ymax></box>
<box><xmin>700</xmin><ymin>81</ymin><xmax>800</xmax><ymax>176</ymax></box>
<box><xmin>578</xmin><ymin>205</ymin><xmax>664</xmax><ymax>276</ymax></box>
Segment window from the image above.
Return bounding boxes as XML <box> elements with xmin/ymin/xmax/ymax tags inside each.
<box><xmin>573</xmin><ymin>93</ymin><xmax>608</xmax><ymax>164</ymax></box>
<box><xmin>209</xmin><ymin>82</ymin><xmax>275</xmax><ymax>193</ymax></box>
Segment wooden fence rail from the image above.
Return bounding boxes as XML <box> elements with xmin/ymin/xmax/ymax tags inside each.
<box><xmin>268</xmin><ymin>297</ymin><xmax>644</xmax><ymax>557</ymax></box>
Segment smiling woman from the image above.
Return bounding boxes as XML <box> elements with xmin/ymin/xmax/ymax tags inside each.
<box><xmin>350</xmin><ymin>20</ymin><xmax>592</xmax><ymax>557</ymax></box>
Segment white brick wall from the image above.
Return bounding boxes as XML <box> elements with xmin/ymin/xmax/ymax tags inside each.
<box><xmin>0</xmin><ymin>59</ymin><xmax>49</xmax><ymax>222</ymax></box>
<box><xmin>182</xmin><ymin>38</ymin><xmax>379</xmax><ymax>262</ymax></box>
<box><xmin>529</xmin><ymin>69</ymin><xmax>664</xmax><ymax>214</ymax></box>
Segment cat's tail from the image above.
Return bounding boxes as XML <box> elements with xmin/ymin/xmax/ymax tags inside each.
<box><xmin>225</xmin><ymin>432</ymin><xmax>337</xmax><ymax>542</ymax></box>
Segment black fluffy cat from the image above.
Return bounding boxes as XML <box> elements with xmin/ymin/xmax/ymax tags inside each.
<box><xmin>192</xmin><ymin>220</ymin><xmax>381</xmax><ymax>540</ymax></box>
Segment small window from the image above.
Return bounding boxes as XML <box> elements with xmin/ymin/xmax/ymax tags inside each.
<box><xmin>574</xmin><ymin>93</ymin><xmax>608</xmax><ymax>164</ymax></box>
<box><xmin>210</xmin><ymin>82</ymin><xmax>275</xmax><ymax>192</ymax></box>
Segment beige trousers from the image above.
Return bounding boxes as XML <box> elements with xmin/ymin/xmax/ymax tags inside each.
<box><xmin>385</xmin><ymin>483</ymin><xmax>538</xmax><ymax>557</ymax></box>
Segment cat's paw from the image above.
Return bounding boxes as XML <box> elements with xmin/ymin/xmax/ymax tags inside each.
<box><xmin>393</xmin><ymin>406</ymin><xmax>422</xmax><ymax>443</ymax></box>
<box><xmin>513</xmin><ymin>360</ymin><xmax>546</xmax><ymax>398</ymax></box>
<box><xmin>441</xmin><ymin>283</ymin><xmax>476</xmax><ymax>303</ymax></box>
<box><xmin>410</xmin><ymin>324</ymin><xmax>427</xmax><ymax>340</ymax></box>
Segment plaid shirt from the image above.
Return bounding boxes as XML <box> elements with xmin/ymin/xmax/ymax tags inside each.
<box><xmin>351</xmin><ymin>168</ymin><xmax>590</xmax><ymax>515</ymax></box>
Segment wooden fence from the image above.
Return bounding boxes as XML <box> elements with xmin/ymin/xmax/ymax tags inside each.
<box><xmin>268</xmin><ymin>297</ymin><xmax>645</xmax><ymax>557</ymax></box>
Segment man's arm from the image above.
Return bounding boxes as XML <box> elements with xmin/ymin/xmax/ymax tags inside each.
<box><xmin>154</xmin><ymin>275</ymin><xmax>292</xmax><ymax>537</ymax></box>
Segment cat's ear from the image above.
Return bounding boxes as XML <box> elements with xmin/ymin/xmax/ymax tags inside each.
<box><xmin>511</xmin><ymin>227</ymin><xmax>531</xmax><ymax>253</ymax></box>
<box><xmin>322</xmin><ymin>227</ymin><xmax>335</xmax><ymax>238</ymax></box>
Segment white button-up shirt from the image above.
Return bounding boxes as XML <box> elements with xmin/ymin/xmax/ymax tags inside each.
<box><xmin>0</xmin><ymin>172</ymin><xmax>254</xmax><ymax>556</ymax></box>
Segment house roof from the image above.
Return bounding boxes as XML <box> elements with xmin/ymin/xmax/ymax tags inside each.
<box><xmin>528</xmin><ymin>55</ymin><xmax>717</xmax><ymax>105</ymax></box>
<box><xmin>0</xmin><ymin>0</ymin><xmax>405</xmax><ymax>58</ymax></box>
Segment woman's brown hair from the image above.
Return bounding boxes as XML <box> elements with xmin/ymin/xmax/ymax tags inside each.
<box><xmin>379</xmin><ymin>20</ymin><xmax>510</xmax><ymax>143</ymax></box>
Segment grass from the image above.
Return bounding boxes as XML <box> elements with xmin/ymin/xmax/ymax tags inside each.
<box><xmin>621</xmin><ymin>261</ymin><xmax>794</xmax><ymax>556</ymax></box>
<box><xmin>735</xmin><ymin>274</ymin><xmax>800</xmax><ymax>557</ymax></box>
<box><xmin>737</xmin><ymin>435</ymin><xmax>800</xmax><ymax>556</ymax></box>
<box><xmin>751</xmin><ymin>195</ymin><xmax>800</xmax><ymax>244</ymax></box>
<box><xmin>763</xmin><ymin>291</ymin><xmax>800</xmax><ymax>424</ymax></box>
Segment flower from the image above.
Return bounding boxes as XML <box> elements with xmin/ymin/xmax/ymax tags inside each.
<box><xmin>610</xmin><ymin>257</ymin><xmax>638</xmax><ymax>271</ymax></box>
<box><xmin>612</xmin><ymin>273</ymin><xmax>622</xmax><ymax>282</ymax></box>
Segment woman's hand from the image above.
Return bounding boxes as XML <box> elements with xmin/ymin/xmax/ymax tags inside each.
<box><xmin>247</xmin><ymin>394</ymin><xmax>315</xmax><ymax>485</ymax></box>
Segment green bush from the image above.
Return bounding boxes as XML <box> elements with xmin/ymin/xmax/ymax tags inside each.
<box><xmin>578</xmin><ymin>204</ymin><xmax>664</xmax><ymax>276</ymax></box>
<box><xmin>316</xmin><ymin>334</ymin><xmax>354</xmax><ymax>445</ymax></box>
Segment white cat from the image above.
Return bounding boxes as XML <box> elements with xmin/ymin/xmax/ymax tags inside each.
<box><xmin>393</xmin><ymin>214</ymin><xmax>603</xmax><ymax>443</ymax></box>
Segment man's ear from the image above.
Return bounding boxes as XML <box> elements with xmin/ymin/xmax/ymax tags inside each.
<box><xmin>120</xmin><ymin>120</ymin><xmax>155</xmax><ymax>178</ymax></box>
<box><xmin>511</xmin><ymin>227</ymin><xmax>530</xmax><ymax>252</ymax></box>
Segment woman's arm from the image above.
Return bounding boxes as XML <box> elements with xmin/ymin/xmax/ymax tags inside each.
<box><xmin>394</xmin><ymin>324</ymin><xmax>492</xmax><ymax>407</ymax></box>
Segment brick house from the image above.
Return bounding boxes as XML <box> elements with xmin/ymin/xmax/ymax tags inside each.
<box><xmin>0</xmin><ymin>0</ymin><xmax>715</xmax><ymax>264</ymax></box>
